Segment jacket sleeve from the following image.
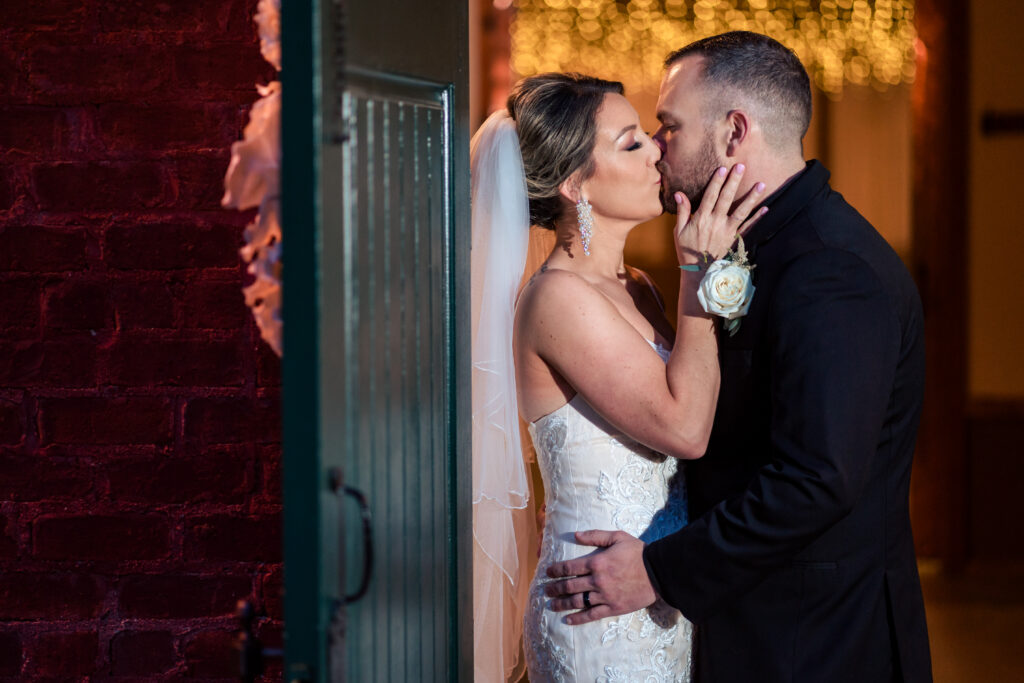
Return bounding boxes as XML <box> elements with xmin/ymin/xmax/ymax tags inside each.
<box><xmin>642</xmin><ymin>248</ymin><xmax>901</xmax><ymax>623</ymax></box>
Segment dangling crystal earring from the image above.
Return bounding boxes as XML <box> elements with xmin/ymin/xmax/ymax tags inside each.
<box><xmin>576</xmin><ymin>197</ymin><xmax>594</xmax><ymax>256</ymax></box>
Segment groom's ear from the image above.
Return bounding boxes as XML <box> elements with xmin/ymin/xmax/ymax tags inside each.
<box><xmin>723</xmin><ymin>109</ymin><xmax>751</xmax><ymax>157</ymax></box>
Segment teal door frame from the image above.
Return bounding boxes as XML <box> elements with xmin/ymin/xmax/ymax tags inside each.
<box><xmin>280</xmin><ymin>0</ymin><xmax>471</xmax><ymax>680</ymax></box>
<box><xmin>280</xmin><ymin>0</ymin><xmax>331</xmax><ymax>679</ymax></box>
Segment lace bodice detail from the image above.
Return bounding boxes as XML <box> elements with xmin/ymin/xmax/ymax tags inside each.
<box><xmin>523</xmin><ymin>340</ymin><xmax>693</xmax><ymax>682</ymax></box>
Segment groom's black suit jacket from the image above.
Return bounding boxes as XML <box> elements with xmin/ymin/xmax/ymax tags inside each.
<box><xmin>643</xmin><ymin>161</ymin><xmax>932</xmax><ymax>682</ymax></box>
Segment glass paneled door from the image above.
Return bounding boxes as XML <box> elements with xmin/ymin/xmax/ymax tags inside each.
<box><xmin>280</xmin><ymin>0</ymin><xmax>471</xmax><ymax>680</ymax></box>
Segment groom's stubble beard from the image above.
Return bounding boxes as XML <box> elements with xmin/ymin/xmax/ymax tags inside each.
<box><xmin>659</xmin><ymin>131</ymin><xmax>722</xmax><ymax>214</ymax></box>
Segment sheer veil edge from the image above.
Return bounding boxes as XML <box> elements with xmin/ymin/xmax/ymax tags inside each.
<box><xmin>471</xmin><ymin>110</ymin><xmax>538</xmax><ymax>683</ymax></box>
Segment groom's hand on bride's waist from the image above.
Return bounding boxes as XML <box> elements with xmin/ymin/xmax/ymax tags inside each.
<box><xmin>544</xmin><ymin>530</ymin><xmax>658</xmax><ymax>626</ymax></box>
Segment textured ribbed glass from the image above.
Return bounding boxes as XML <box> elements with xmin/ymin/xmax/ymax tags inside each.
<box><xmin>339</xmin><ymin>72</ymin><xmax>452</xmax><ymax>681</ymax></box>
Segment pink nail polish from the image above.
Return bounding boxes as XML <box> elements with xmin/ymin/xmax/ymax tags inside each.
<box><xmin>756</xmin><ymin>182</ymin><xmax>766</xmax><ymax>192</ymax></box>
<box><xmin>736</xmin><ymin>164</ymin><xmax>745</xmax><ymax>173</ymax></box>
<box><xmin>718</xmin><ymin>166</ymin><xmax>727</xmax><ymax>176</ymax></box>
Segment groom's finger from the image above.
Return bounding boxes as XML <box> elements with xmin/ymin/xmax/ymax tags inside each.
<box><xmin>546</xmin><ymin>557</ymin><xmax>590</xmax><ymax>579</ymax></box>
<box><xmin>574</xmin><ymin>529</ymin><xmax>619</xmax><ymax>547</ymax></box>
<box><xmin>544</xmin><ymin>576</ymin><xmax>592</xmax><ymax>599</ymax></box>
<box><xmin>564</xmin><ymin>603</ymin><xmax>615</xmax><ymax>626</ymax></box>
<box><xmin>548</xmin><ymin>589</ymin><xmax>595</xmax><ymax>612</ymax></box>
<box><xmin>548</xmin><ymin>596</ymin><xmax>574</xmax><ymax>612</ymax></box>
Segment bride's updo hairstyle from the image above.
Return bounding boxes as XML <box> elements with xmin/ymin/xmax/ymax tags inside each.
<box><xmin>506</xmin><ymin>73</ymin><xmax>624</xmax><ymax>230</ymax></box>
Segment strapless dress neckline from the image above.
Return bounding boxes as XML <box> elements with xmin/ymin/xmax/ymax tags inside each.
<box><xmin>531</xmin><ymin>337</ymin><xmax>670</xmax><ymax>428</ymax></box>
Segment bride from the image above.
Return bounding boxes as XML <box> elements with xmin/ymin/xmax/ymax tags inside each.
<box><xmin>471</xmin><ymin>73</ymin><xmax>765</xmax><ymax>682</ymax></box>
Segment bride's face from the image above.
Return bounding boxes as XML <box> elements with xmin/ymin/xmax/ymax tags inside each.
<box><xmin>577</xmin><ymin>93</ymin><xmax>663</xmax><ymax>226</ymax></box>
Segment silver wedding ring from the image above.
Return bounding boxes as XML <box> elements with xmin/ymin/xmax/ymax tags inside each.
<box><xmin>582</xmin><ymin>591</ymin><xmax>592</xmax><ymax>609</ymax></box>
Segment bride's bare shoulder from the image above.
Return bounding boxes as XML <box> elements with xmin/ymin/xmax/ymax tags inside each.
<box><xmin>515</xmin><ymin>265</ymin><xmax>617</xmax><ymax>331</ymax></box>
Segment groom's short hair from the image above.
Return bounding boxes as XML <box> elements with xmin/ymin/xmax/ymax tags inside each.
<box><xmin>665</xmin><ymin>31</ymin><xmax>812</xmax><ymax>151</ymax></box>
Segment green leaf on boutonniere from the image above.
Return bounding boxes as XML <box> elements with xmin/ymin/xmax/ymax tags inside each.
<box><xmin>724</xmin><ymin>318</ymin><xmax>742</xmax><ymax>336</ymax></box>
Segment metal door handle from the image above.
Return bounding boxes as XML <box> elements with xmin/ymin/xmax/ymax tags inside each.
<box><xmin>329</xmin><ymin>468</ymin><xmax>374</xmax><ymax>604</ymax></box>
<box><xmin>236</xmin><ymin>599</ymin><xmax>284</xmax><ymax>682</ymax></box>
<box><xmin>342</xmin><ymin>484</ymin><xmax>373</xmax><ymax>603</ymax></box>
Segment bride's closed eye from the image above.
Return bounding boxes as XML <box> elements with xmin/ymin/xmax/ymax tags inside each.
<box><xmin>626</xmin><ymin>132</ymin><xmax>651</xmax><ymax>151</ymax></box>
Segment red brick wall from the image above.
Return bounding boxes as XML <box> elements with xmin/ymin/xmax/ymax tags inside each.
<box><xmin>0</xmin><ymin>1</ymin><xmax>282</xmax><ymax>678</ymax></box>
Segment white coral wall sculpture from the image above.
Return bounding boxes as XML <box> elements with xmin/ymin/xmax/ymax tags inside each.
<box><xmin>223</xmin><ymin>0</ymin><xmax>283</xmax><ymax>356</ymax></box>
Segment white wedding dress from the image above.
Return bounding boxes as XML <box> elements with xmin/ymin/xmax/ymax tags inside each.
<box><xmin>523</xmin><ymin>340</ymin><xmax>694</xmax><ymax>683</ymax></box>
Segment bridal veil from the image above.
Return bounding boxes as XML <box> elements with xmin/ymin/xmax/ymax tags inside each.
<box><xmin>471</xmin><ymin>110</ymin><xmax>537</xmax><ymax>682</ymax></box>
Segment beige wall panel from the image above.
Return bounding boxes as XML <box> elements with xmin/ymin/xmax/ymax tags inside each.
<box><xmin>969</xmin><ymin>0</ymin><xmax>1024</xmax><ymax>399</ymax></box>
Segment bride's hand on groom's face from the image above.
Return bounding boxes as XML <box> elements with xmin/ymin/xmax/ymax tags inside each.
<box><xmin>675</xmin><ymin>164</ymin><xmax>768</xmax><ymax>265</ymax></box>
<box><xmin>543</xmin><ymin>530</ymin><xmax>657</xmax><ymax>626</ymax></box>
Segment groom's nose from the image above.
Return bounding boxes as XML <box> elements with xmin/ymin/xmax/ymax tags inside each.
<box><xmin>652</xmin><ymin>131</ymin><xmax>666</xmax><ymax>156</ymax></box>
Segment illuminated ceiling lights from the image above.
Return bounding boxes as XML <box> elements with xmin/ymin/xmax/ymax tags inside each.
<box><xmin>510</xmin><ymin>0</ymin><xmax>917</xmax><ymax>95</ymax></box>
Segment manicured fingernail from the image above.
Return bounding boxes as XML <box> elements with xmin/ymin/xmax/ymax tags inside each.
<box><xmin>761</xmin><ymin>206</ymin><xmax>769</xmax><ymax>214</ymax></box>
<box><xmin>736</xmin><ymin>164</ymin><xmax>745</xmax><ymax>174</ymax></box>
<box><xmin>674</xmin><ymin>192</ymin><xmax>683</xmax><ymax>204</ymax></box>
<box><xmin>717</xmin><ymin>166</ymin><xmax>727</xmax><ymax>176</ymax></box>
<box><xmin>755</xmin><ymin>182</ymin><xmax>766</xmax><ymax>192</ymax></box>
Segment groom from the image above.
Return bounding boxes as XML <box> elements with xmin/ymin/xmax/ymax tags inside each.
<box><xmin>544</xmin><ymin>32</ymin><xmax>932</xmax><ymax>682</ymax></box>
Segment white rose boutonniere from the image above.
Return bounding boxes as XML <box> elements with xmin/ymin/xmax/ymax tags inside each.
<box><xmin>694</xmin><ymin>237</ymin><xmax>755</xmax><ymax>336</ymax></box>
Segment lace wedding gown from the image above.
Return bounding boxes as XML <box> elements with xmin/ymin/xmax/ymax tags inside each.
<box><xmin>523</xmin><ymin>340</ymin><xmax>694</xmax><ymax>683</ymax></box>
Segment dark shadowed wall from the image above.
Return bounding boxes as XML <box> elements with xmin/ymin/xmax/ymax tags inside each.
<box><xmin>0</xmin><ymin>0</ymin><xmax>282</xmax><ymax>678</ymax></box>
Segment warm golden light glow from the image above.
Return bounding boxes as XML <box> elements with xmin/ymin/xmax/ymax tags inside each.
<box><xmin>511</xmin><ymin>0</ymin><xmax>916</xmax><ymax>95</ymax></box>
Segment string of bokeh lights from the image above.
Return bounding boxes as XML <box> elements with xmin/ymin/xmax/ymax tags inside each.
<box><xmin>510</xmin><ymin>0</ymin><xmax>917</xmax><ymax>96</ymax></box>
